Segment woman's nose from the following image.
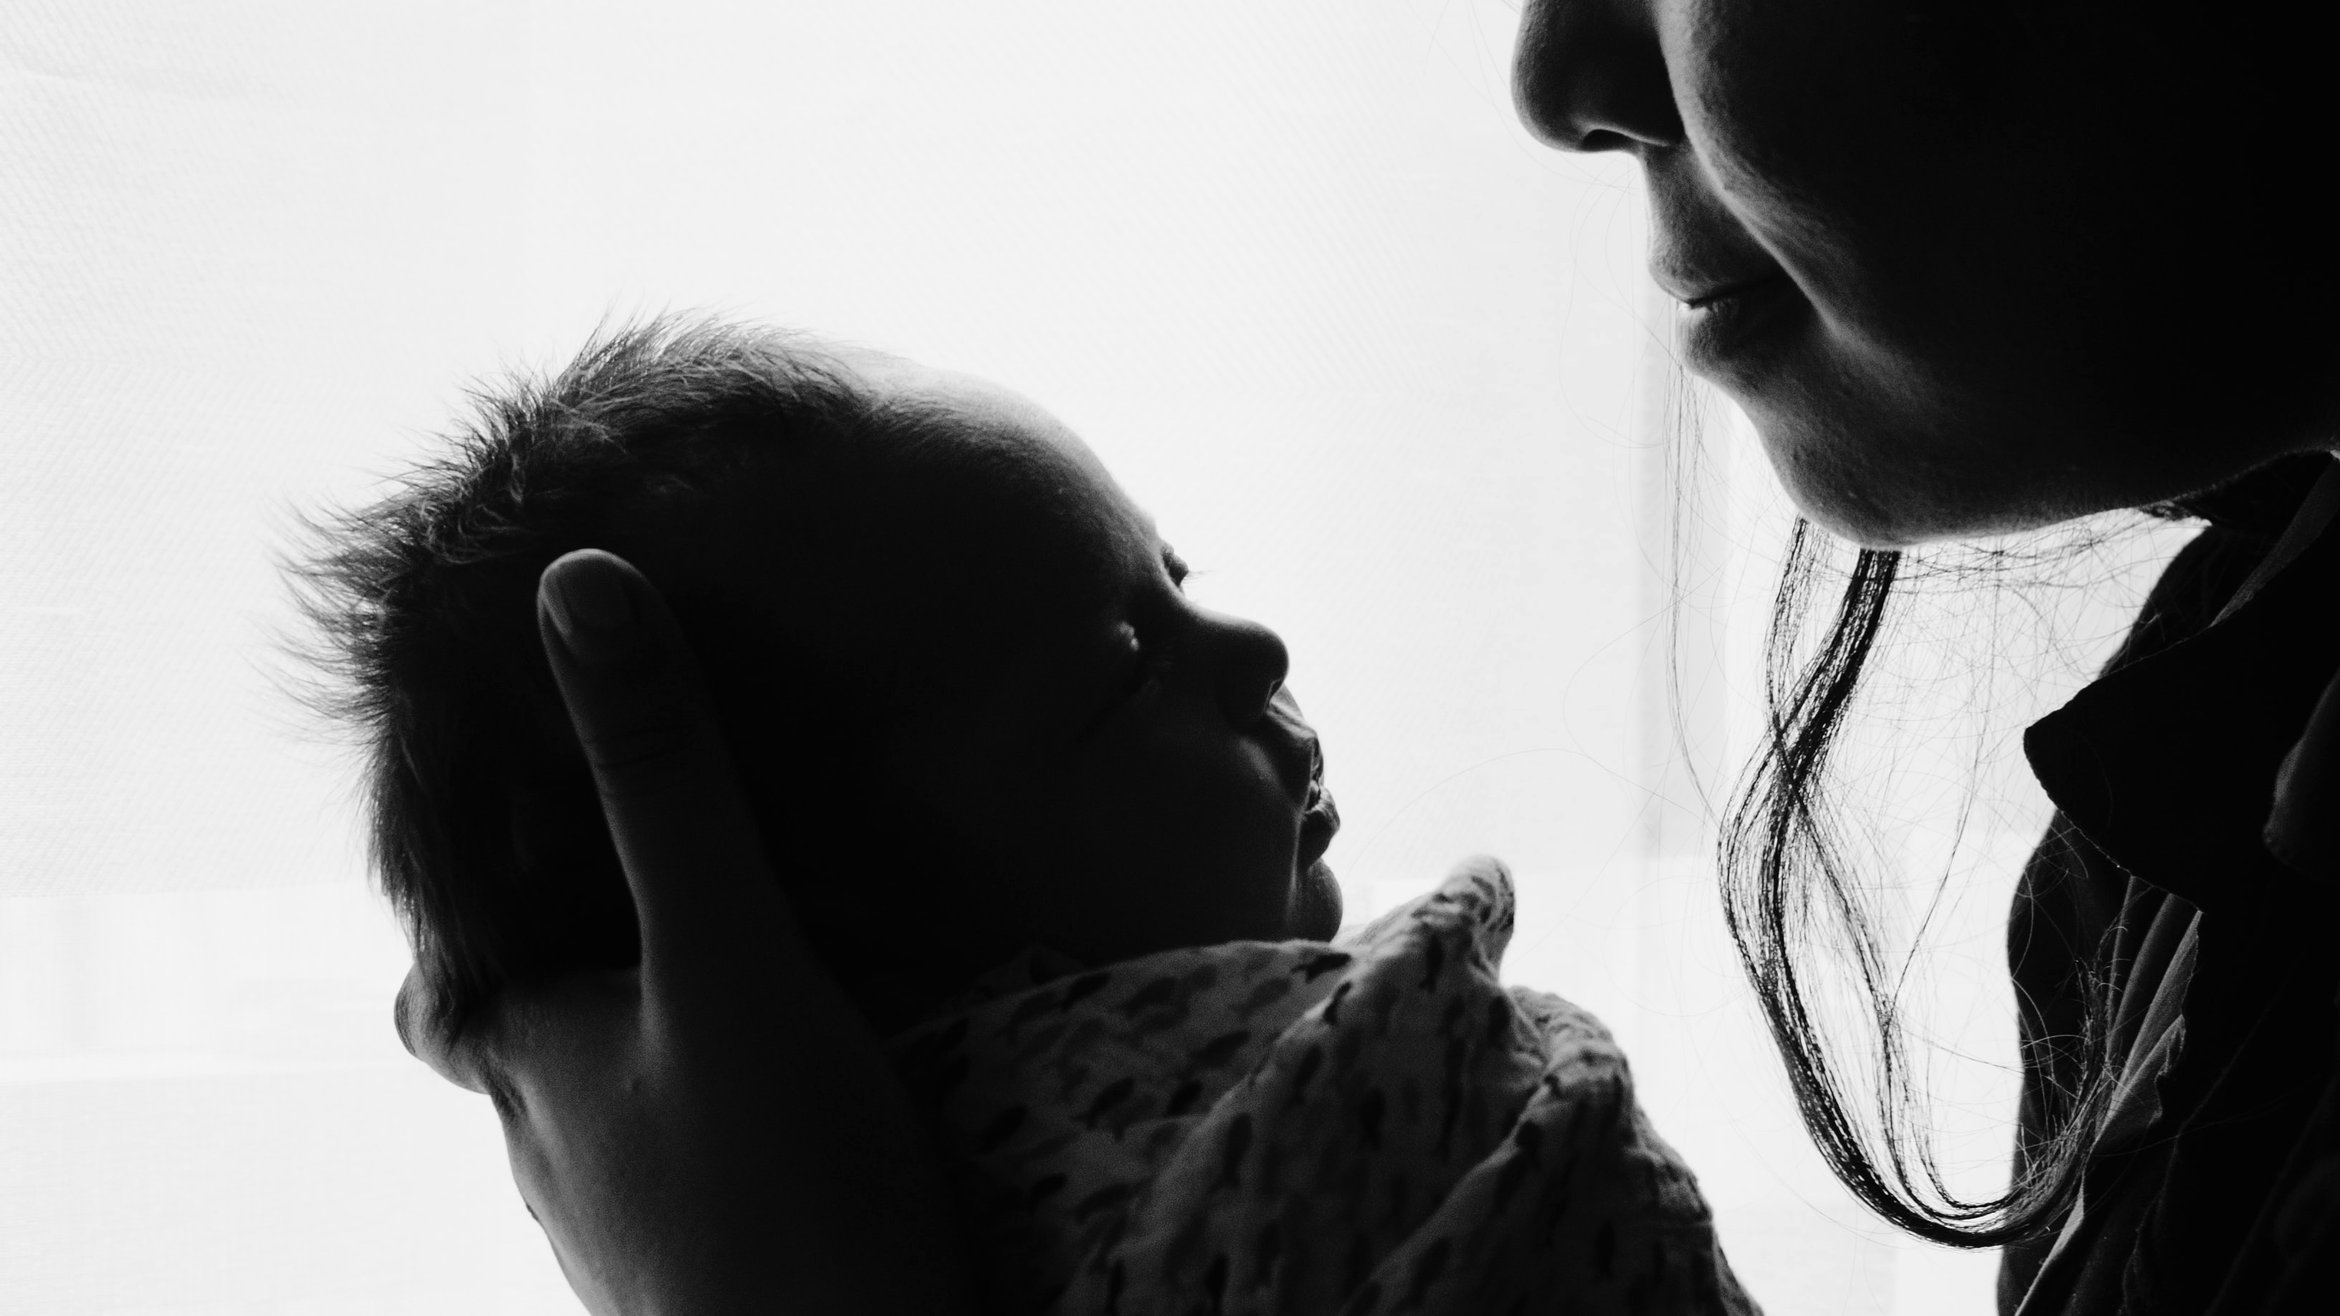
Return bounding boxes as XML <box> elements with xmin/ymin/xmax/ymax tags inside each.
<box><xmin>1511</xmin><ymin>0</ymin><xmax>1684</xmax><ymax>154</ymax></box>
<box><xmin>1201</xmin><ymin>611</ymin><xmax>1291</xmax><ymax>727</ymax></box>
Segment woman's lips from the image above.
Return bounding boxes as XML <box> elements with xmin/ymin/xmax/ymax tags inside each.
<box><xmin>1677</xmin><ymin>272</ymin><xmax>1798</xmax><ymax>375</ymax></box>
<box><xmin>1680</xmin><ymin>273</ymin><xmax>1779</xmax><ymax>309</ymax></box>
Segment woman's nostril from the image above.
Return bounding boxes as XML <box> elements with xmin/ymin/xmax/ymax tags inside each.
<box><xmin>1511</xmin><ymin>0</ymin><xmax>1685</xmax><ymax>155</ymax></box>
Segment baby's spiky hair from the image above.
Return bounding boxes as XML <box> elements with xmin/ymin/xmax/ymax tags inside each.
<box><xmin>291</xmin><ymin>317</ymin><xmax>973</xmax><ymax>1034</ymax></box>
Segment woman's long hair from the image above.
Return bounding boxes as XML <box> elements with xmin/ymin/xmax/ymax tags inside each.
<box><xmin>1719</xmin><ymin>524</ymin><xmax>2118</xmax><ymax>1246</ymax></box>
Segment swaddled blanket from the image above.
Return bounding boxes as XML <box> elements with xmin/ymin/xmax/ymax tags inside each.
<box><xmin>890</xmin><ymin>860</ymin><xmax>1757</xmax><ymax>1315</ymax></box>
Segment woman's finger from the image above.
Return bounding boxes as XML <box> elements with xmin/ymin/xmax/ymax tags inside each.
<box><xmin>529</xmin><ymin>549</ymin><xmax>974</xmax><ymax>1313</ymax></box>
<box><xmin>534</xmin><ymin>549</ymin><xmax>810</xmax><ymax>993</ymax></box>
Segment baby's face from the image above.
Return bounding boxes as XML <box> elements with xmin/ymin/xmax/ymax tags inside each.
<box><xmin>762</xmin><ymin>361</ymin><xmax>1341</xmax><ymax>967</ymax></box>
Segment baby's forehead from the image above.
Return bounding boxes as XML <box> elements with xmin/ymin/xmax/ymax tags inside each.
<box><xmin>880</xmin><ymin>365</ymin><xmax>1085</xmax><ymax>461</ymax></box>
<box><xmin>728</xmin><ymin>364</ymin><xmax>1153</xmax><ymax>677</ymax></box>
<box><xmin>875</xmin><ymin>369</ymin><xmax>1141</xmax><ymax>547</ymax></box>
<box><xmin>900</xmin><ymin>426</ymin><xmax>1144</xmax><ymax>612</ymax></box>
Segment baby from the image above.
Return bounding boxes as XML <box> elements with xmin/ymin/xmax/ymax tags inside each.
<box><xmin>297</xmin><ymin>318</ymin><xmax>1754</xmax><ymax>1315</ymax></box>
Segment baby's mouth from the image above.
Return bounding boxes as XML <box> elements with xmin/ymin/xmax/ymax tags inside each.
<box><xmin>1278</xmin><ymin>693</ymin><xmax>1337</xmax><ymax>859</ymax></box>
<box><xmin>1299</xmin><ymin>767</ymin><xmax>1339</xmax><ymax>863</ymax></box>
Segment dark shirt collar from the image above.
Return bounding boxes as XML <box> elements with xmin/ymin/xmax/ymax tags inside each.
<box><xmin>2024</xmin><ymin>457</ymin><xmax>2340</xmax><ymax>910</ymax></box>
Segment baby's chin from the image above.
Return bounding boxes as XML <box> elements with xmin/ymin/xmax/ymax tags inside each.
<box><xmin>1290</xmin><ymin>858</ymin><xmax>1344</xmax><ymax>941</ymax></box>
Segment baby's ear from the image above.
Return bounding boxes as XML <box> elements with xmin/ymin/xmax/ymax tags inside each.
<box><xmin>394</xmin><ymin>968</ymin><xmax>488</xmax><ymax>1095</ymax></box>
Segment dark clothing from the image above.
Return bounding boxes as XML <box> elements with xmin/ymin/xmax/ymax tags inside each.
<box><xmin>2002</xmin><ymin>453</ymin><xmax>2340</xmax><ymax>1315</ymax></box>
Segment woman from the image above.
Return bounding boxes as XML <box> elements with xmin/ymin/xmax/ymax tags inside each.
<box><xmin>402</xmin><ymin>1</ymin><xmax>2340</xmax><ymax>1311</ymax></box>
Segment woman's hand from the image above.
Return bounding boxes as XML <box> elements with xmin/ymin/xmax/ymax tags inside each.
<box><xmin>394</xmin><ymin>548</ymin><xmax>974</xmax><ymax>1316</ymax></box>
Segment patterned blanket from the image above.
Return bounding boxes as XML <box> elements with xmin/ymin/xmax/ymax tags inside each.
<box><xmin>890</xmin><ymin>860</ymin><xmax>1758</xmax><ymax>1315</ymax></box>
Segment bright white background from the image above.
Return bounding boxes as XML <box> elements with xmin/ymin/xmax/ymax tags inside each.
<box><xmin>1</xmin><ymin>3</ymin><xmax>2193</xmax><ymax>1312</ymax></box>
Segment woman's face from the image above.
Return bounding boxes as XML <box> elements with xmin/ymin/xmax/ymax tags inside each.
<box><xmin>1514</xmin><ymin>0</ymin><xmax>2340</xmax><ymax>546</ymax></box>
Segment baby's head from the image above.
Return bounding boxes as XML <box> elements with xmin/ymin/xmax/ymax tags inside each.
<box><xmin>297</xmin><ymin>319</ymin><xmax>1340</xmax><ymax>1033</ymax></box>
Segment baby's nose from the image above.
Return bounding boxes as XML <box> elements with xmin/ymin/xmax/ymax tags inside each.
<box><xmin>1209</xmin><ymin>613</ymin><xmax>1291</xmax><ymax>726</ymax></box>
